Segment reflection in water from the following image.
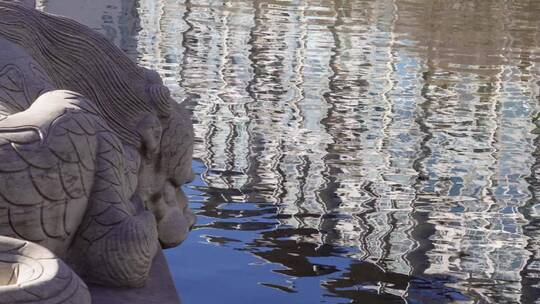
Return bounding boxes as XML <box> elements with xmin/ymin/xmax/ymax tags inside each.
<box><xmin>38</xmin><ymin>0</ymin><xmax>141</xmax><ymax>59</ymax></box>
<box><xmin>41</xmin><ymin>0</ymin><xmax>540</xmax><ymax>303</ymax></box>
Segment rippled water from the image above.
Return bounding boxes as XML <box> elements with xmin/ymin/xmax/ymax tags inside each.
<box><xmin>39</xmin><ymin>0</ymin><xmax>540</xmax><ymax>303</ymax></box>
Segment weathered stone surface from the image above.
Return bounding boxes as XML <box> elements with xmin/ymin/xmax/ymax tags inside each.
<box><xmin>0</xmin><ymin>236</ymin><xmax>91</xmax><ymax>304</ymax></box>
<box><xmin>89</xmin><ymin>251</ymin><xmax>181</xmax><ymax>304</ymax></box>
<box><xmin>0</xmin><ymin>1</ymin><xmax>195</xmax><ymax>303</ymax></box>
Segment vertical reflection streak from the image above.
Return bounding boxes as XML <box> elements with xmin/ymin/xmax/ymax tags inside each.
<box><xmin>243</xmin><ymin>0</ymin><xmax>268</xmax><ymax>207</ymax></box>
<box><xmin>319</xmin><ymin>0</ymin><xmax>346</xmax><ymax>248</ymax></box>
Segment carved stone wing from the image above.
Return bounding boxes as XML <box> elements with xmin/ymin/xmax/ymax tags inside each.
<box><xmin>0</xmin><ymin>92</ymin><xmax>98</xmax><ymax>254</ymax></box>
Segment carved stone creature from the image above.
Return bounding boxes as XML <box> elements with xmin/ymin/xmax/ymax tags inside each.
<box><xmin>0</xmin><ymin>1</ymin><xmax>195</xmax><ymax>303</ymax></box>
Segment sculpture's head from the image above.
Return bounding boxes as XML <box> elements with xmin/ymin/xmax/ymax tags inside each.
<box><xmin>135</xmin><ymin>101</ymin><xmax>197</xmax><ymax>249</ymax></box>
<box><xmin>0</xmin><ymin>3</ymin><xmax>197</xmax><ymax>249</ymax></box>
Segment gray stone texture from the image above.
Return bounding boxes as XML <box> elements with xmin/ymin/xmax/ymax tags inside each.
<box><xmin>89</xmin><ymin>251</ymin><xmax>181</xmax><ymax>304</ymax></box>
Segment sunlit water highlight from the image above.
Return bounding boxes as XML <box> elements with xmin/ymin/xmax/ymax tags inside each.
<box><xmin>39</xmin><ymin>0</ymin><xmax>540</xmax><ymax>303</ymax></box>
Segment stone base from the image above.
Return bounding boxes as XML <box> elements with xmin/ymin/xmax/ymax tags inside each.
<box><xmin>88</xmin><ymin>251</ymin><xmax>181</xmax><ymax>304</ymax></box>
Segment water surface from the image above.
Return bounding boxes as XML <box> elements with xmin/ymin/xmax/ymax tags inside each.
<box><xmin>40</xmin><ymin>0</ymin><xmax>540</xmax><ymax>303</ymax></box>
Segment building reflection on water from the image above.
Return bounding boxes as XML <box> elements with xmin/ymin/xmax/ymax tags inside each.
<box><xmin>37</xmin><ymin>0</ymin><xmax>141</xmax><ymax>59</ymax></box>
<box><xmin>39</xmin><ymin>0</ymin><xmax>540</xmax><ymax>303</ymax></box>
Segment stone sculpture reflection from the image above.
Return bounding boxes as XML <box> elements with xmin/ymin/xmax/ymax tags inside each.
<box><xmin>0</xmin><ymin>1</ymin><xmax>195</xmax><ymax>303</ymax></box>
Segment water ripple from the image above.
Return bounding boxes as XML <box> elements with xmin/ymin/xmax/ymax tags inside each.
<box><xmin>39</xmin><ymin>0</ymin><xmax>540</xmax><ymax>302</ymax></box>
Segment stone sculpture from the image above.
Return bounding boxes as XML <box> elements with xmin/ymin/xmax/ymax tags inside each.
<box><xmin>0</xmin><ymin>236</ymin><xmax>91</xmax><ymax>303</ymax></box>
<box><xmin>0</xmin><ymin>1</ymin><xmax>195</xmax><ymax>303</ymax></box>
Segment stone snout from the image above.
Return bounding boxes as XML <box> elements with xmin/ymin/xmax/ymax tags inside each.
<box><xmin>144</xmin><ymin>179</ymin><xmax>196</xmax><ymax>249</ymax></box>
<box><xmin>135</xmin><ymin>108</ymin><xmax>197</xmax><ymax>249</ymax></box>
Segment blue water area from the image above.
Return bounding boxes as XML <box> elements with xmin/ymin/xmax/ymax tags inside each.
<box><xmin>40</xmin><ymin>0</ymin><xmax>540</xmax><ymax>303</ymax></box>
